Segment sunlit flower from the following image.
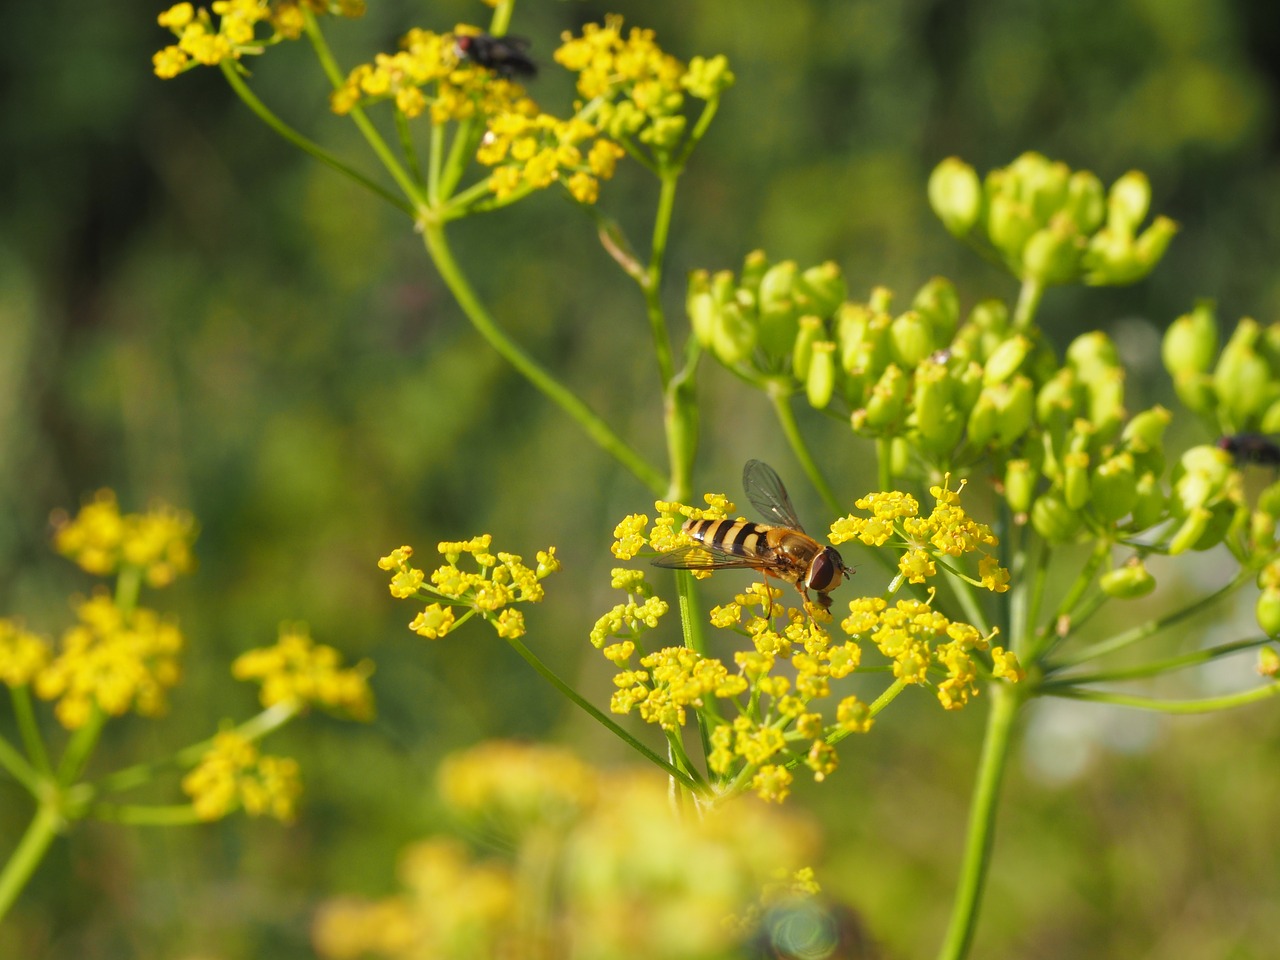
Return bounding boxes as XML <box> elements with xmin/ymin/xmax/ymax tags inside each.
<box><xmin>232</xmin><ymin>624</ymin><xmax>375</xmax><ymax>721</ymax></box>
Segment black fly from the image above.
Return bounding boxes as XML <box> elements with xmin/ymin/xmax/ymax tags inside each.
<box><xmin>1218</xmin><ymin>433</ymin><xmax>1280</xmax><ymax>467</ymax></box>
<box><xmin>455</xmin><ymin>33</ymin><xmax>537</xmax><ymax>80</ymax></box>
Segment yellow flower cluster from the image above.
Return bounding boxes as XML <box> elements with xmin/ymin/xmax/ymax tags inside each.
<box><xmin>313</xmin><ymin>743</ymin><xmax>815</xmax><ymax>960</ymax></box>
<box><xmin>232</xmin><ymin>624</ymin><xmax>375</xmax><ymax>721</ymax></box>
<box><xmin>152</xmin><ymin>0</ymin><xmax>362</xmax><ymax>79</ymax></box>
<box><xmin>589</xmin><ymin>568</ymin><xmax>669</xmax><ymax>656</ymax></box>
<box><xmin>841</xmin><ymin>596</ymin><xmax>1022</xmax><ymax>709</ymax></box>
<box><xmin>51</xmin><ymin>489</ymin><xmax>197</xmax><ymax>588</ymax></box>
<box><xmin>34</xmin><ymin>593</ymin><xmax>182</xmax><ymax>730</ymax></box>
<box><xmin>378</xmin><ymin>538</ymin><xmax>559</xmax><ymax>642</ymax></box>
<box><xmin>0</xmin><ymin>619</ymin><xmax>50</xmax><ymax>688</ymax></box>
<box><xmin>437</xmin><ymin>740</ymin><xmax>598</xmax><ymax>839</ymax></box>
<box><xmin>480</xmin><ymin>114</ymin><xmax>625</xmax><ymax>205</ymax></box>
<box><xmin>554</xmin><ymin>17</ymin><xmax>735</xmax><ymax>151</ymax></box>
<box><xmin>610</xmin><ymin>490</ymin><xmax>735</xmax><ymax>560</ymax></box>
<box><xmin>830</xmin><ymin>478</ymin><xmax>1010</xmax><ymax>593</ymax></box>
<box><xmin>181</xmin><ymin>730</ymin><xmax>302</xmax><ymax>822</ymax></box>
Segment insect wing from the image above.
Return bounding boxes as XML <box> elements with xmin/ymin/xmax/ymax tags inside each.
<box><xmin>651</xmin><ymin>545</ymin><xmax>764</xmax><ymax>572</ymax></box>
<box><xmin>742</xmin><ymin>459</ymin><xmax>805</xmax><ymax>532</ymax></box>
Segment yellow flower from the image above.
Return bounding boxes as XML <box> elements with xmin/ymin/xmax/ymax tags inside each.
<box><xmin>232</xmin><ymin>624</ymin><xmax>375</xmax><ymax>721</ymax></box>
<box><xmin>409</xmin><ymin>603</ymin><xmax>455</xmax><ymax>640</ymax></box>
<box><xmin>51</xmin><ymin>490</ymin><xmax>197</xmax><ymax>587</ymax></box>
<box><xmin>182</xmin><ymin>730</ymin><xmax>302</xmax><ymax>822</ymax></box>
<box><xmin>34</xmin><ymin>593</ymin><xmax>183</xmax><ymax>729</ymax></box>
<box><xmin>0</xmin><ymin>619</ymin><xmax>51</xmax><ymax>688</ymax></box>
<box><xmin>611</xmin><ymin>513</ymin><xmax>650</xmax><ymax>559</ymax></box>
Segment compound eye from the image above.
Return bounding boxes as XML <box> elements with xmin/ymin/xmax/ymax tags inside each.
<box><xmin>807</xmin><ymin>550</ymin><xmax>843</xmax><ymax>592</ymax></box>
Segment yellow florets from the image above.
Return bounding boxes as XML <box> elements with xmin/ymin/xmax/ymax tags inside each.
<box><xmin>182</xmin><ymin>730</ymin><xmax>302</xmax><ymax>822</ymax></box>
<box><xmin>232</xmin><ymin>624</ymin><xmax>375</xmax><ymax>721</ymax></box>
<box><xmin>0</xmin><ymin>619</ymin><xmax>51</xmax><ymax>688</ymax></box>
<box><xmin>51</xmin><ymin>490</ymin><xmax>197</xmax><ymax>588</ymax></box>
<box><xmin>34</xmin><ymin>593</ymin><xmax>183</xmax><ymax>730</ymax></box>
<box><xmin>382</xmin><ymin>535</ymin><xmax>557</xmax><ymax>641</ymax></box>
<box><xmin>153</xmin><ymin>0</ymin><xmax>354</xmax><ymax>78</ymax></box>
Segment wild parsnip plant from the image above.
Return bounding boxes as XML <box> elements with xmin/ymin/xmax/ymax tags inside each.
<box><xmin>59</xmin><ymin>0</ymin><xmax>1279</xmax><ymax>956</ymax></box>
<box><xmin>0</xmin><ymin>492</ymin><xmax>374</xmax><ymax>924</ymax></box>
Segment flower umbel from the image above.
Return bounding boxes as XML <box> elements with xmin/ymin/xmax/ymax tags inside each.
<box><xmin>379</xmin><ymin>538</ymin><xmax>558</xmax><ymax>641</ymax></box>
<box><xmin>182</xmin><ymin>730</ymin><xmax>302</xmax><ymax>822</ymax></box>
<box><xmin>51</xmin><ymin>489</ymin><xmax>197</xmax><ymax>588</ymax></box>
<box><xmin>232</xmin><ymin>624</ymin><xmax>375</xmax><ymax>721</ymax></box>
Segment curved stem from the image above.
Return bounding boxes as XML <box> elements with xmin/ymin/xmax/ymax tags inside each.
<box><xmin>0</xmin><ymin>801</ymin><xmax>62</xmax><ymax>924</ymax></box>
<box><xmin>10</xmin><ymin>685</ymin><xmax>51</xmax><ymax>777</ymax></box>
<box><xmin>421</xmin><ymin>223</ymin><xmax>665</xmax><ymax>494</ymax></box>
<box><xmin>0</xmin><ymin>732</ymin><xmax>40</xmax><ymax>795</ymax></box>
<box><xmin>1043</xmin><ymin>682</ymin><xmax>1280</xmax><ymax>714</ymax></box>
<box><xmin>302</xmin><ymin>12</ymin><xmax>426</xmax><ymax>210</ymax></box>
<box><xmin>218</xmin><ymin>61</ymin><xmax>412</xmax><ymax>216</ymax></box>
<box><xmin>1032</xmin><ymin>541</ymin><xmax>1110</xmax><ymax>661</ymax></box>
<box><xmin>1051</xmin><ymin>567</ymin><xmax>1253</xmax><ymax>669</ymax></box>
<box><xmin>769</xmin><ymin>387</ymin><xmax>841</xmax><ymax>515</ymax></box>
<box><xmin>501</xmin><ymin>634</ymin><xmax>700</xmax><ymax>790</ymax></box>
<box><xmin>1042</xmin><ymin>637</ymin><xmax>1269</xmax><ymax>687</ymax></box>
<box><xmin>936</xmin><ymin>681</ymin><xmax>1021</xmax><ymax>960</ymax></box>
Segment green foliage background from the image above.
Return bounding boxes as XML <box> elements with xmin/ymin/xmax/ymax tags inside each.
<box><xmin>2</xmin><ymin>0</ymin><xmax>1279</xmax><ymax>957</ymax></box>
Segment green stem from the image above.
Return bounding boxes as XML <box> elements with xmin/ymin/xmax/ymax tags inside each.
<box><xmin>56</xmin><ymin>708</ymin><xmax>106</xmax><ymax>786</ymax></box>
<box><xmin>89</xmin><ymin>803</ymin><xmax>205</xmax><ymax>826</ymax></box>
<box><xmin>421</xmin><ymin>223</ymin><xmax>665</xmax><ymax>494</ymax></box>
<box><xmin>642</xmin><ymin>170</ymin><xmax>680</xmax><ymax>388</ymax></box>
<box><xmin>0</xmin><ymin>802</ymin><xmax>62</xmax><ymax>924</ymax></box>
<box><xmin>502</xmin><ymin>634</ymin><xmax>700</xmax><ymax>790</ymax></box>
<box><xmin>936</xmin><ymin>682</ymin><xmax>1022</xmax><ymax>960</ymax></box>
<box><xmin>218</xmin><ymin>61</ymin><xmax>412</xmax><ymax>216</ymax></box>
<box><xmin>1042</xmin><ymin>637</ymin><xmax>1269</xmax><ymax>687</ymax></box>
<box><xmin>1044</xmin><ymin>682</ymin><xmax>1280</xmax><ymax>714</ymax></box>
<box><xmin>1051</xmin><ymin>568</ymin><xmax>1252</xmax><ymax>669</ymax></box>
<box><xmin>824</xmin><ymin>677</ymin><xmax>908</xmax><ymax>747</ymax></box>
<box><xmin>302</xmin><ymin>12</ymin><xmax>426</xmax><ymax>210</ymax></box>
<box><xmin>0</xmin><ymin>732</ymin><xmax>40</xmax><ymax>795</ymax></box>
<box><xmin>1032</xmin><ymin>541</ymin><xmax>1110</xmax><ymax>661</ymax></box>
<box><xmin>769</xmin><ymin>386</ymin><xmax>841</xmax><ymax>515</ymax></box>
<box><xmin>10</xmin><ymin>685</ymin><xmax>51</xmax><ymax>777</ymax></box>
<box><xmin>487</xmin><ymin>0</ymin><xmax>515</xmax><ymax>36</ymax></box>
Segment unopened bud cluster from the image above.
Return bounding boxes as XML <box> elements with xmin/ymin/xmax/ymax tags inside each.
<box><xmin>929</xmin><ymin>152</ymin><xmax>1177</xmax><ymax>288</ymax></box>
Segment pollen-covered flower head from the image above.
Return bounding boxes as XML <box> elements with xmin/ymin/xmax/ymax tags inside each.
<box><xmin>232</xmin><ymin>623</ymin><xmax>375</xmax><ymax>721</ymax></box>
<box><xmin>51</xmin><ymin>490</ymin><xmax>197</xmax><ymax>588</ymax></box>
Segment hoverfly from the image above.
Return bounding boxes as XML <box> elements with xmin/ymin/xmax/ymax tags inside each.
<box><xmin>455</xmin><ymin>32</ymin><xmax>537</xmax><ymax>80</ymax></box>
<box><xmin>652</xmin><ymin>460</ymin><xmax>850</xmax><ymax>611</ymax></box>
<box><xmin>1218</xmin><ymin>433</ymin><xmax>1280</xmax><ymax>467</ymax></box>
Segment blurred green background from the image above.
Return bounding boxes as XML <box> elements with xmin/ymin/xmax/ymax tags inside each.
<box><xmin>2</xmin><ymin>0</ymin><xmax>1280</xmax><ymax>957</ymax></box>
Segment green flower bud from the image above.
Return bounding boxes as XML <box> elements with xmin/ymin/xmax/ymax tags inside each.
<box><xmin>796</xmin><ymin>261</ymin><xmax>847</xmax><ymax>318</ymax></box>
<box><xmin>988</xmin><ymin>193</ymin><xmax>1036</xmax><ymax>264</ymax></box>
<box><xmin>1172</xmin><ymin>372</ymin><xmax>1217</xmax><ymax>415</ymax></box>
<box><xmin>1250</xmin><ymin>509</ymin><xmax>1277</xmax><ymax>556</ymax></box>
<box><xmin>1173</xmin><ymin>444</ymin><xmax>1233</xmax><ymax>512</ymax></box>
<box><xmin>1092</xmin><ymin>452</ymin><xmax>1138</xmax><ymax>523</ymax></box>
<box><xmin>928</xmin><ymin>158</ymin><xmax>982</xmax><ymax>236</ymax></box>
<box><xmin>1100</xmin><ymin>558</ymin><xmax>1156</xmax><ymax>599</ymax></box>
<box><xmin>1085</xmin><ymin>367</ymin><xmax>1126</xmax><ymax>440</ymax></box>
<box><xmin>682</xmin><ymin>54</ymin><xmax>735</xmax><ymax>99</ymax></box>
<box><xmin>739</xmin><ymin>249</ymin><xmax>770</xmax><ymax>294</ymax></box>
<box><xmin>1083</xmin><ymin>217</ymin><xmax>1179</xmax><ymax>286</ymax></box>
<box><xmin>912</xmin><ymin>276</ymin><xmax>960</xmax><ymax>343</ymax></box>
<box><xmin>758</xmin><ymin>260</ymin><xmax>798</xmax><ymax>309</ymax></box>
<box><xmin>995</xmin><ymin>375</ymin><xmax>1035</xmax><ymax>447</ymax></box>
<box><xmin>868</xmin><ymin>286</ymin><xmax>894</xmax><ymax>314</ymax></box>
<box><xmin>1022</xmin><ymin>218</ymin><xmax>1082</xmax><ymax>285</ymax></box>
<box><xmin>966</xmin><ymin>390</ymin><xmax>998</xmax><ymax>448</ymax></box>
<box><xmin>687</xmin><ymin>270</ymin><xmax>717</xmax><ymax>348</ymax></box>
<box><xmin>968</xmin><ymin>298</ymin><xmax>1010</xmax><ymax>335</ymax></box>
<box><xmin>983</xmin><ymin>335</ymin><xmax>1032</xmax><ymax>386</ymax></box>
<box><xmin>913</xmin><ymin>357</ymin><xmax>952</xmax><ymax>430</ymax></box>
<box><xmin>1067</xmin><ymin>331</ymin><xmax>1120</xmax><ymax>376</ymax></box>
<box><xmin>1168</xmin><ymin>505</ymin><xmax>1212</xmax><ymax>555</ymax></box>
<box><xmin>1121</xmin><ymin>405</ymin><xmax>1172</xmax><ymax>455</ymax></box>
<box><xmin>1107</xmin><ymin>170</ymin><xmax>1151</xmax><ymax>233</ymax></box>
<box><xmin>1064</xmin><ymin>170</ymin><xmax>1106</xmax><ymax>234</ymax></box>
<box><xmin>863</xmin><ymin>364</ymin><xmax>909</xmax><ymax>429</ymax></box>
<box><xmin>1260</xmin><ymin>399</ymin><xmax>1280</xmax><ymax>434</ymax></box>
<box><xmin>1063</xmin><ymin>450</ymin><xmax>1091</xmax><ymax>510</ymax></box>
<box><xmin>1036</xmin><ymin>368</ymin><xmax>1082</xmax><ymax>430</ymax></box>
<box><xmin>1259</xmin><ymin>645</ymin><xmax>1280</xmax><ymax>675</ymax></box>
<box><xmin>1004</xmin><ymin>459</ymin><xmax>1036</xmax><ymax>514</ymax></box>
<box><xmin>711</xmin><ymin>300</ymin><xmax>756</xmax><ymax>367</ymax></box>
<box><xmin>1031</xmin><ymin>490</ymin><xmax>1081</xmax><ymax>542</ymax></box>
<box><xmin>953</xmin><ymin>360</ymin><xmax>985</xmax><ymax>414</ymax></box>
<box><xmin>793</xmin><ymin>315</ymin><xmax>823</xmax><ymax>379</ymax></box>
<box><xmin>889</xmin><ymin>310</ymin><xmax>935</xmax><ymax>369</ymax></box>
<box><xmin>806</xmin><ymin>341</ymin><xmax>837</xmax><ymax>409</ymax></box>
<box><xmin>1214</xmin><ymin>319</ymin><xmax>1276</xmax><ymax>424</ymax></box>
<box><xmin>1129</xmin><ymin>470</ymin><xmax>1166</xmax><ymax>531</ymax></box>
<box><xmin>1161</xmin><ymin>301</ymin><xmax>1218</xmax><ymax>377</ymax></box>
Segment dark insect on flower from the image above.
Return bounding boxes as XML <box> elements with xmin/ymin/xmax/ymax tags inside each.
<box><xmin>653</xmin><ymin>460</ymin><xmax>851</xmax><ymax>612</ymax></box>
<box><xmin>455</xmin><ymin>32</ymin><xmax>537</xmax><ymax>80</ymax></box>
<box><xmin>1218</xmin><ymin>433</ymin><xmax>1280</xmax><ymax>467</ymax></box>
